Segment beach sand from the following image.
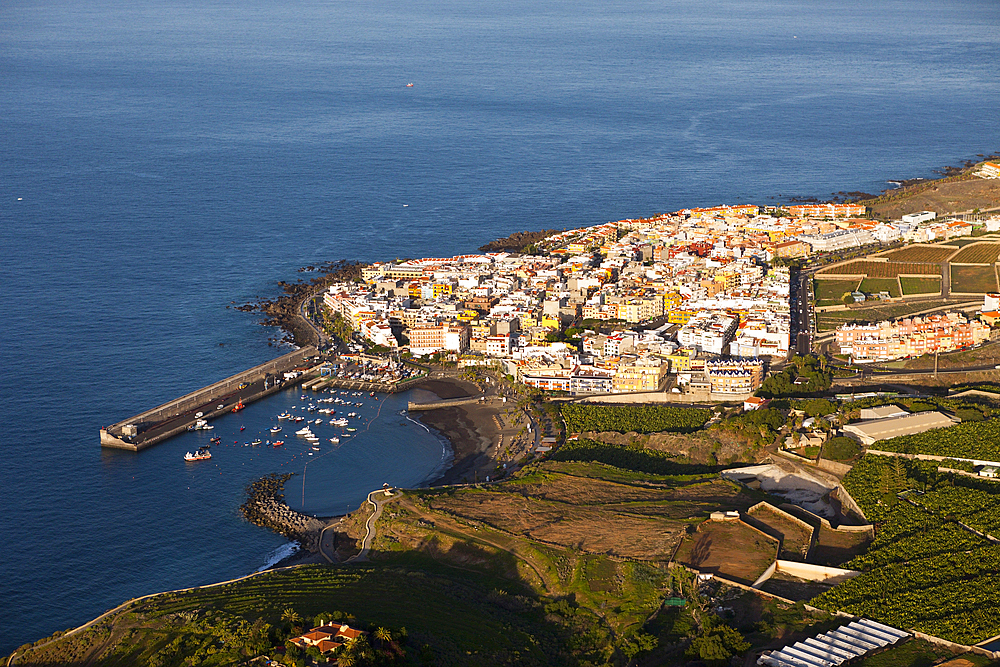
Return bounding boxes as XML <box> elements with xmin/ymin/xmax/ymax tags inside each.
<box><xmin>415</xmin><ymin>376</ymin><xmax>505</xmax><ymax>485</ymax></box>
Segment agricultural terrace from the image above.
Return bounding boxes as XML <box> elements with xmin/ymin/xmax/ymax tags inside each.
<box><xmin>950</xmin><ymin>264</ymin><xmax>999</xmax><ymax>293</ymax></box>
<box><xmin>878</xmin><ymin>245</ymin><xmax>958</xmax><ymax>263</ymax></box>
<box><xmin>899</xmin><ymin>276</ymin><xmax>941</xmax><ymax>295</ymax></box>
<box><xmin>412</xmin><ymin>460</ymin><xmax>752</xmax><ymax>561</ymax></box>
<box><xmin>673</xmin><ymin>519</ymin><xmax>778</xmax><ymax>584</ymax></box>
<box><xmin>816</xmin><ymin>260</ymin><xmax>941</xmax><ymax>278</ymax></box>
<box><xmin>812</xmin><ymin>455</ymin><xmax>1000</xmax><ymax>644</ymax></box>
<box><xmin>745</xmin><ymin>503</ymin><xmax>813</xmax><ymax>561</ymax></box>
<box><xmin>560</xmin><ymin>404</ymin><xmax>710</xmax><ymax>435</ymax></box>
<box><xmin>951</xmin><ymin>242</ymin><xmax>1000</xmax><ymax>264</ymax></box>
<box><xmin>814</xmin><ymin>279</ymin><xmax>859</xmax><ymax>306</ymax></box>
<box><xmin>857</xmin><ymin>277</ymin><xmax>900</xmax><ymax>297</ymax></box>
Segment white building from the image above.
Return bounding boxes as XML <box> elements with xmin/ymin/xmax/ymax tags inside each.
<box><xmin>901</xmin><ymin>211</ymin><xmax>936</xmax><ymax>224</ymax></box>
<box><xmin>677</xmin><ymin>311</ymin><xmax>738</xmax><ymax>355</ymax></box>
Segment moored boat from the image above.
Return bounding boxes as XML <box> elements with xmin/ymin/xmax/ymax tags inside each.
<box><xmin>184</xmin><ymin>447</ymin><xmax>212</xmax><ymax>461</ymax></box>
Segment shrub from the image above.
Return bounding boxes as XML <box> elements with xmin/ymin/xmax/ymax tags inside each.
<box><xmin>823</xmin><ymin>436</ymin><xmax>861</xmax><ymax>461</ymax></box>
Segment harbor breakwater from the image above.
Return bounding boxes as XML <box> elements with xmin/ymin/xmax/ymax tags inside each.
<box><xmin>100</xmin><ymin>346</ymin><xmax>318</xmax><ymax>451</ymax></box>
<box><xmin>240</xmin><ymin>473</ymin><xmax>325</xmax><ymax>552</ymax></box>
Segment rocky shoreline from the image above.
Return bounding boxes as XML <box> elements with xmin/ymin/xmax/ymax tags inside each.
<box><xmin>239</xmin><ymin>473</ymin><xmax>325</xmax><ymax>552</ymax></box>
<box><xmin>235</xmin><ymin>259</ymin><xmax>362</xmax><ymax>348</ymax></box>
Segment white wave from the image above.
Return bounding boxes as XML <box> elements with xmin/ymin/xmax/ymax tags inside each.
<box><xmin>255</xmin><ymin>541</ymin><xmax>299</xmax><ymax>572</ymax></box>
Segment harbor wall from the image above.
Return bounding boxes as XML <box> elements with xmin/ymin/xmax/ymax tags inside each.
<box><xmin>408</xmin><ymin>396</ymin><xmax>484</xmax><ymax>411</ymax></box>
<box><xmin>100</xmin><ymin>346</ymin><xmax>318</xmax><ymax>451</ymax></box>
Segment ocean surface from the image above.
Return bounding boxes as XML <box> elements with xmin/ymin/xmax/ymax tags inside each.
<box><xmin>2</xmin><ymin>0</ymin><xmax>999</xmax><ymax>653</ymax></box>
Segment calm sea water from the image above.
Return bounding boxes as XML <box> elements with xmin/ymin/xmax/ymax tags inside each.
<box><xmin>2</xmin><ymin>0</ymin><xmax>999</xmax><ymax>653</ymax></box>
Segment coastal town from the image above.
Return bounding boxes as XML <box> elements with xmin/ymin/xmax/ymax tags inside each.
<box><xmin>27</xmin><ymin>162</ymin><xmax>1000</xmax><ymax>667</ymax></box>
<box><xmin>320</xmin><ymin>175</ymin><xmax>1000</xmax><ymax>398</ymax></box>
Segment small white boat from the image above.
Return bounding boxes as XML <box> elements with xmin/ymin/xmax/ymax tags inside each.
<box><xmin>313</xmin><ymin>419</ymin><xmax>323</xmax><ymax>425</ymax></box>
<box><xmin>295</xmin><ymin>427</ymin><xmax>313</xmax><ymax>436</ymax></box>
<box><xmin>270</xmin><ymin>426</ymin><xmax>282</xmax><ymax>433</ymax></box>
<box><xmin>329</xmin><ymin>437</ymin><xmax>340</xmax><ymax>444</ymax></box>
<box><xmin>277</xmin><ymin>412</ymin><xmax>292</xmax><ymax>420</ymax></box>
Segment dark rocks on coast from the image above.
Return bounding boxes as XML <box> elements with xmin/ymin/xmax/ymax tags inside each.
<box><xmin>478</xmin><ymin>229</ymin><xmax>562</xmax><ymax>253</ymax></box>
<box><xmin>240</xmin><ymin>473</ymin><xmax>324</xmax><ymax>552</ymax></box>
<box><xmin>238</xmin><ymin>259</ymin><xmax>362</xmax><ymax>347</ymax></box>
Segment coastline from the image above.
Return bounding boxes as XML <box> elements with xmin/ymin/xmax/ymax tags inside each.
<box><xmin>411</xmin><ymin>378</ymin><xmax>503</xmax><ymax>486</ymax></box>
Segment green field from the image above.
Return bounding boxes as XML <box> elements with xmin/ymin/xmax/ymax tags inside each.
<box><xmin>814</xmin><ymin>278</ymin><xmax>859</xmax><ymax>306</ymax></box>
<box><xmin>858</xmin><ymin>277</ymin><xmax>901</xmax><ymax>297</ymax></box>
<box><xmin>812</xmin><ymin>454</ymin><xmax>1000</xmax><ymax>644</ymax></box>
<box><xmin>899</xmin><ymin>276</ymin><xmax>941</xmax><ymax>295</ymax></box>
<box><xmin>951</xmin><ymin>264</ymin><xmax>999</xmax><ymax>293</ymax></box>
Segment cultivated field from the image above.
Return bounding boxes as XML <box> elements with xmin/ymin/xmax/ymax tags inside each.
<box><xmin>879</xmin><ymin>245</ymin><xmax>957</xmax><ymax>263</ymax></box>
<box><xmin>899</xmin><ymin>276</ymin><xmax>941</xmax><ymax>295</ymax></box>
<box><xmin>951</xmin><ymin>264</ymin><xmax>999</xmax><ymax>293</ymax></box>
<box><xmin>814</xmin><ymin>279</ymin><xmax>860</xmax><ymax>306</ymax></box>
<box><xmin>951</xmin><ymin>242</ymin><xmax>1000</xmax><ymax>264</ymax></box>
<box><xmin>858</xmin><ymin>277</ymin><xmax>900</xmax><ymax>297</ymax></box>
<box><xmin>817</xmin><ymin>260</ymin><xmax>941</xmax><ymax>278</ymax></box>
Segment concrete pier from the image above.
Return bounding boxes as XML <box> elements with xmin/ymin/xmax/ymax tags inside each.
<box><xmin>100</xmin><ymin>346</ymin><xmax>318</xmax><ymax>451</ymax></box>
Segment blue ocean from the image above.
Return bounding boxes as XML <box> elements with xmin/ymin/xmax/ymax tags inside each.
<box><xmin>2</xmin><ymin>0</ymin><xmax>999</xmax><ymax>653</ymax></box>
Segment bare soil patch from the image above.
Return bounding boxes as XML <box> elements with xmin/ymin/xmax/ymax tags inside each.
<box><xmin>866</xmin><ymin>176</ymin><xmax>1000</xmax><ymax>219</ymax></box>
<box><xmin>673</xmin><ymin>520</ymin><xmax>778</xmax><ymax>584</ymax></box>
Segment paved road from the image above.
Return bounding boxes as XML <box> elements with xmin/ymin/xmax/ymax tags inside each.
<box><xmin>346</xmin><ymin>489</ymin><xmax>391</xmax><ymax>563</ymax></box>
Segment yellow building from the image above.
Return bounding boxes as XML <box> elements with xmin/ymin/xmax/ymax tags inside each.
<box><xmin>613</xmin><ymin>359</ymin><xmax>668</xmax><ymax>393</ymax></box>
<box><xmin>668</xmin><ymin>309</ymin><xmax>696</xmax><ymax>325</ymax></box>
<box><xmin>432</xmin><ymin>283</ymin><xmax>453</xmax><ymax>298</ymax></box>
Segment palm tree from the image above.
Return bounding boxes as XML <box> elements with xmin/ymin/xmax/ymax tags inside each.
<box><xmin>281</xmin><ymin>607</ymin><xmax>301</xmax><ymax>626</ymax></box>
<box><xmin>375</xmin><ymin>627</ymin><xmax>393</xmax><ymax>644</ymax></box>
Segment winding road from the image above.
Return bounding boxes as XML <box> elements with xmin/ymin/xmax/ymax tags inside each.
<box><xmin>345</xmin><ymin>488</ymin><xmax>392</xmax><ymax>563</ymax></box>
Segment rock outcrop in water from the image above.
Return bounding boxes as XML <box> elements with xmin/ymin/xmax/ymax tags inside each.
<box><xmin>240</xmin><ymin>473</ymin><xmax>324</xmax><ymax>551</ymax></box>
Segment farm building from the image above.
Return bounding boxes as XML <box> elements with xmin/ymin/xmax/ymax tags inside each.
<box><xmin>842</xmin><ymin>411</ymin><xmax>957</xmax><ymax>446</ymax></box>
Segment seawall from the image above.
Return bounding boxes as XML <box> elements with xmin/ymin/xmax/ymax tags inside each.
<box><xmin>100</xmin><ymin>346</ymin><xmax>318</xmax><ymax>452</ymax></box>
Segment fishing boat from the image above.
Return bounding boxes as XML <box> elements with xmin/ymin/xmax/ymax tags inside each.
<box><xmin>270</xmin><ymin>426</ymin><xmax>282</xmax><ymax>433</ymax></box>
<box><xmin>311</xmin><ymin>444</ymin><xmax>321</xmax><ymax>451</ymax></box>
<box><xmin>277</xmin><ymin>412</ymin><xmax>292</xmax><ymax>420</ymax></box>
<box><xmin>295</xmin><ymin>427</ymin><xmax>313</xmax><ymax>436</ymax></box>
<box><xmin>346</xmin><ymin>427</ymin><xmax>357</xmax><ymax>432</ymax></box>
<box><xmin>231</xmin><ymin>399</ymin><xmax>244</xmax><ymax>413</ymax></box>
<box><xmin>406</xmin><ymin>82</ymin><xmax>413</xmax><ymax>87</ymax></box>
<box><xmin>251</xmin><ymin>439</ymin><xmax>262</xmax><ymax>446</ymax></box>
<box><xmin>184</xmin><ymin>447</ymin><xmax>212</xmax><ymax>462</ymax></box>
<box><xmin>210</xmin><ymin>436</ymin><xmax>221</xmax><ymax>444</ymax></box>
<box><xmin>329</xmin><ymin>437</ymin><xmax>340</xmax><ymax>444</ymax></box>
<box><xmin>272</xmin><ymin>440</ymin><xmax>284</xmax><ymax>447</ymax></box>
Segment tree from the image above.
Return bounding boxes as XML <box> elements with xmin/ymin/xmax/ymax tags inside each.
<box><xmin>281</xmin><ymin>608</ymin><xmax>301</xmax><ymax>626</ymax></box>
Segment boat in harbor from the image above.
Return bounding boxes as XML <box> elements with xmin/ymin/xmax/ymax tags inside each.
<box><xmin>311</xmin><ymin>444</ymin><xmax>321</xmax><ymax>451</ymax></box>
<box><xmin>270</xmin><ymin>426</ymin><xmax>282</xmax><ymax>433</ymax></box>
<box><xmin>251</xmin><ymin>439</ymin><xmax>262</xmax><ymax>446</ymax></box>
<box><xmin>277</xmin><ymin>412</ymin><xmax>292</xmax><ymax>420</ymax></box>
<box><xmin>210</xmin><ymin>436</ymin><xmax>221</xmax><ymax>444</ymax></box>
<box><xmin>184</xmin><ymin>447</ymin><xmax>211</xmax><ymax>461</ymax></box>
<box><xmin>329</xmin><ymin>436</ymin><xmax>339</xmax><ymax>444</ymax></box>
<box><xmin>295</xmin><ymin>427</ymin><xmax>313</xmax><ymax>436</ymax></box>
<box><xmin>346</xmin><ymin>427</ymin><xmax>357</xmax><ymax>432</ymax></box>
<box><xmin>272</xmin><ymin>440</ymin><xmax>284</xmax><ymax>447</ymax></box>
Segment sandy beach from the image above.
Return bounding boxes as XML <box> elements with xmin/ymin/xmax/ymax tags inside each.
<box><xmin>414</xmin><ymin>376</ymin><xmax>506</xmax><ymax>485</ymax></box>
